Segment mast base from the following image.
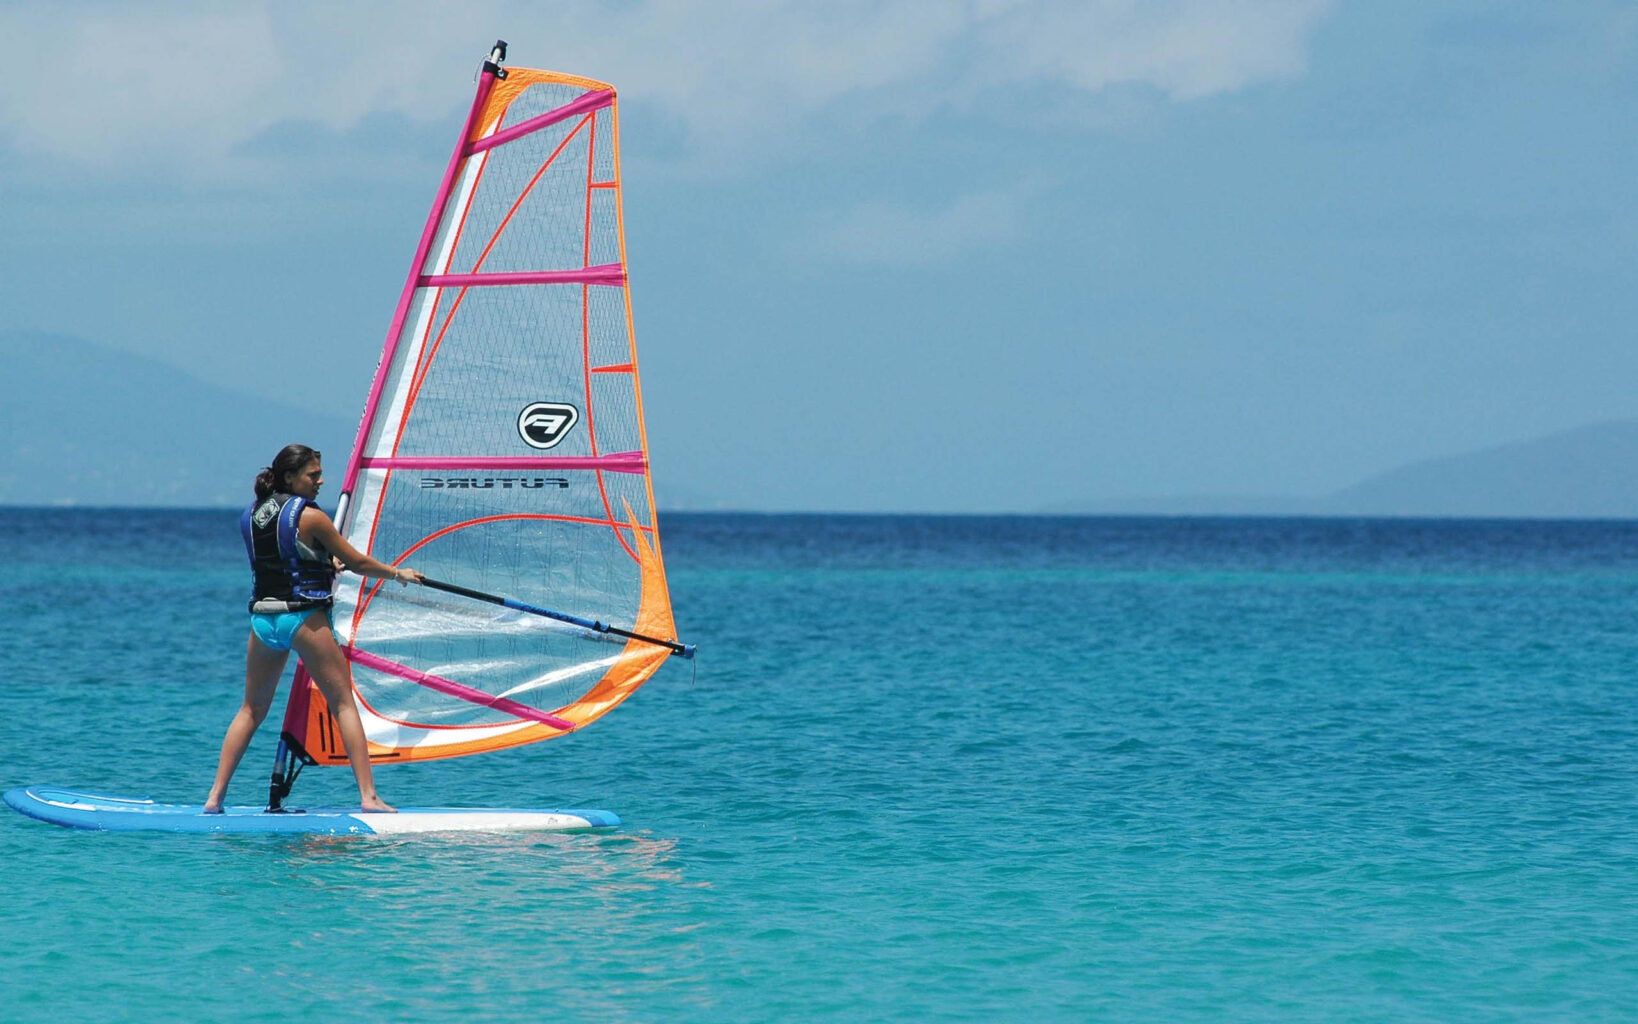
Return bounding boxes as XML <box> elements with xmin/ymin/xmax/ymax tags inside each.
<box><xmin>266</xmin><ymin>732</ymin><xmax>318</xmax><ymax>813</ymax></box>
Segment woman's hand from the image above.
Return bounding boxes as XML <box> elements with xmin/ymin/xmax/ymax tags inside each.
<box><xmin>394</xmin><ymin>567</ymin><xmax>426</xmax><ymax>587</ymax></box>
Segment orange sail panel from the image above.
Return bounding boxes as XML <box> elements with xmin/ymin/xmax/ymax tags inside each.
<box><xmin>282</xmin><ymin>65</ymin><xmax>677</xmax><ymax>765</ymax></box>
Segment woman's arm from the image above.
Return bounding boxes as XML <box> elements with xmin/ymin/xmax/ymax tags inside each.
<box><xmin>300</xmin><ymin>507</ymin><xmax>425</xmax><ymax>585</ymax></box>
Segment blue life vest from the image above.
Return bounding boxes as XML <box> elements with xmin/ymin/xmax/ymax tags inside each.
<box><xmin>241</xmin><ymin>493</ymin><xmax>335</xmax><ymax>612</ymax></box>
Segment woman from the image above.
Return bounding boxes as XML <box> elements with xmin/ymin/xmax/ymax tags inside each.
<box><xmin>204</xmin><ymin>444</ymin><xmax>424</xmax><ymax>813</ymax></box>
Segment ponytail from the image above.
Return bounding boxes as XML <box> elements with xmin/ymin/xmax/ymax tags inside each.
<box><xmin>254</xmin><ymin>444</ymin><xmax>321</xmax><ymax>500</ymax></box>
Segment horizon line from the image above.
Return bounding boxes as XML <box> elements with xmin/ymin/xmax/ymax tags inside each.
<box><xmin>4</xmin><ymin>502</ymin><xmax>1638</xmax><ymax>525</ymax></box>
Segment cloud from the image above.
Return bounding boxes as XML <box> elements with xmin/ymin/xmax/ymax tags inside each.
<box><xmin>0</xmin><ymin>0</ymin><xmax>1333</xmax><ymax>179</ymax></box>
<box><xmin>813</xmin><ymin>188</ymin><xmax>1028</xmax><ymax>266</ymax></box>
<box><xmin>973</xmin><ymin>0</ymin><xmax>1331</xmax><ymax>100</ymax></box>
<box><xmin>0</xmin><ymin>2</ymin><xmax>496</xmax><ymax>178</ymax></box>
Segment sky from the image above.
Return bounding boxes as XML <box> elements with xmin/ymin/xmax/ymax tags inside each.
<box><xmin>2</xmin><ymin>1</ymin><xmax>1636</xmax><ymax>512</ymax></box>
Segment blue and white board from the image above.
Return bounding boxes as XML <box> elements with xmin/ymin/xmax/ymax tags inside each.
<box><xmin>4</xmin><ymin>787</ymin><xmax>619</xmax><ymax>835</ymax></box>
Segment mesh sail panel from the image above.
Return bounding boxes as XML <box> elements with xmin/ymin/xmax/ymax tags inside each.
<box><xmin>287</xmin><ymin>68</ymin><xmax>676</xmax><ymax>765</ymax></box>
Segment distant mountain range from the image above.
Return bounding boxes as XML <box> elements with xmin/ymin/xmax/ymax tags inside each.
<box><xmin>5</xmin><ymin>329</ymin><xmax>1637</xmax><ymax>516</ymax></box>
<box><xmin>0</xmin><ymin>330</ymin><xmax>355</xmax><ymax>506</ymax></box>
<box><xmin>1317</xmin><ymin>419</ymin><xmax>1638</xmax><ymax>517</ymax></box>
<box><xmin>1056</xmin><ymin>419</ymin><xmax>1638</xmax><ymax>519</ymax></box>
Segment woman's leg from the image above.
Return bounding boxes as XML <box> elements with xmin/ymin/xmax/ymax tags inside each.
<box><xmin>204</xmin><ymin>633</ymin><xmax>289</xmax><ymax>812</ymax></box>
<box><xmin>291</xmin><ymin>613</ymin><xmax>395</xmax><ymax>812</ymax></box>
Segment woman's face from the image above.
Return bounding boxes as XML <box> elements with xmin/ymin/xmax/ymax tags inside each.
<box><xmin>285</xmin><ymin>458</ymin><xmax>323</xmax><ymax>501</ymax></box>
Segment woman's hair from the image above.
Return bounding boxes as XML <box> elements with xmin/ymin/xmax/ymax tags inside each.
<box><xmin>254</xmin><ymin>444</ymin><xmax>322</xmax><ymax>500</ymax></box>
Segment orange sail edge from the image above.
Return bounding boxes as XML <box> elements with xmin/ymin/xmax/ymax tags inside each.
<box><xmin>472</xmin><ymin>67</ymin><xmax>617</xmax><ymax>145</ymax></box>
<box><xmin>286</xmin><ymin>506</ymin><xmax>678</xmax><ymax>767</ymax></box>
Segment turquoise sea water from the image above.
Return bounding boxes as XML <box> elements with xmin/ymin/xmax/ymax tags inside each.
<box><xmin>2</xmin><ymin>510</ymin><xmax>1636</xmax><ymax>1021</ymax></box>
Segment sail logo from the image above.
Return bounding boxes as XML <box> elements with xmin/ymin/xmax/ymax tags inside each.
<box><xmin>517</xmin><ymin>402</ymin><xmax>579</xmax><ymax>449</ymax></box>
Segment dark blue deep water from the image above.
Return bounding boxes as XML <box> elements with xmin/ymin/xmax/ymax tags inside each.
<box><xmin>2</xmin><ymin>511</ymin><xmax>1636</xmax><ymax>1021</ymax></box>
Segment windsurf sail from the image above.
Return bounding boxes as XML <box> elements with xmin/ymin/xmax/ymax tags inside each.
<box><xmin>268</xmin><ymin>42</ymin><xmax>687</xmax><ymax>806</ymax></box>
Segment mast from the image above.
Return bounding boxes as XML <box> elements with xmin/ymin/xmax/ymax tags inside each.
<box><xmin>337</xmin><ymin>39</ymin><xmax>509</xmax><ymax>521</ymax></box>
<box><xmin>266</xmin><ymin>41</ymin><xmax>510</xmax><ymax>812</ymax></box>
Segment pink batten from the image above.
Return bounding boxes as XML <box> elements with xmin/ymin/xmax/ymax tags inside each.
<box><xmin>361</xmin><ymin>452</ymin><xmax>648</xmax><ymax>474</ymax></box>
<box><xmin>345</xmin><ymin>648</ymin><xmax>576</xmax><ymax>731</ymax></box>
<box><xmin>465</xmin><ymin>88</ymin><xmax>615</xmax><ymax>155</ymax></box>
<box><xmin>418</xmin><ymin>265</ymin><xmax>625</xmax><ymax>288</ymax></box>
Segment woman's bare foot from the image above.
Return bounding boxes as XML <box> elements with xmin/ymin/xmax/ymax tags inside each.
<box><xmin>359</xmin><ymin>796</ymin><xmax>397</xmax><ymax>813</ymax></box>
<box><xmin>202</xmin><ymin>801</ymin><xmax>224</xmax><ymax>815</ymax></box>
